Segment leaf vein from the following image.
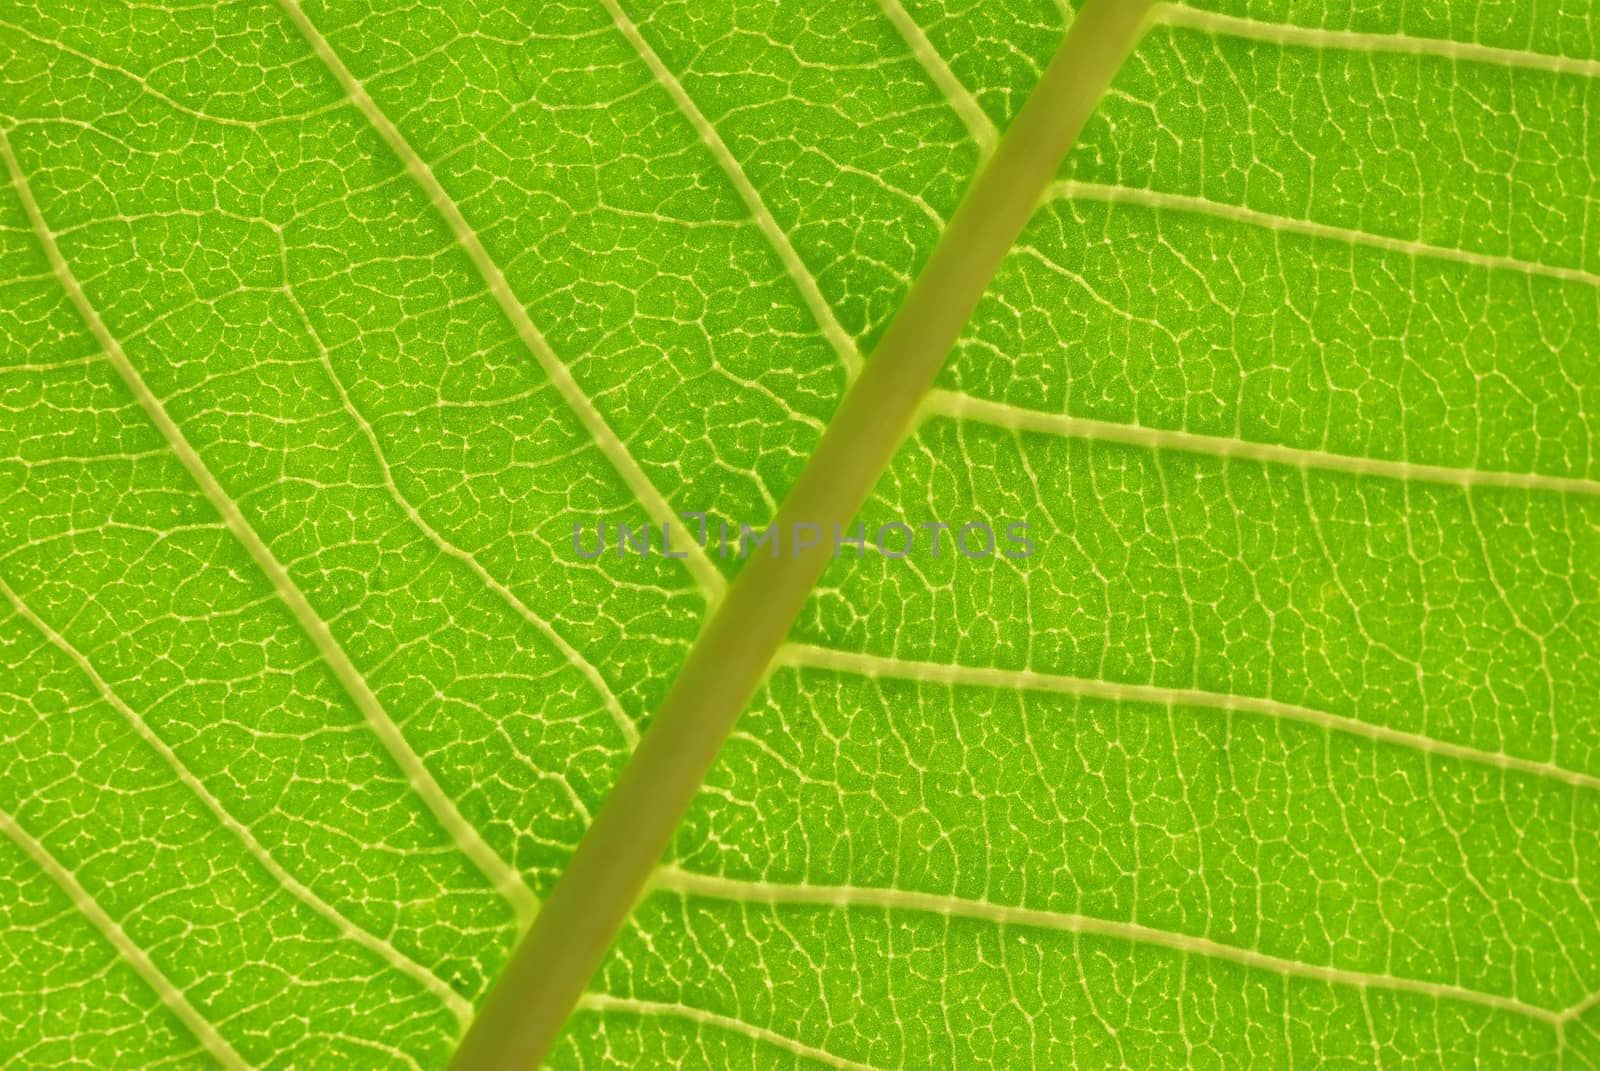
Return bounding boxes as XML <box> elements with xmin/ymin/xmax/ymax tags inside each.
<box><xmin>875</xmin><ymin>0</ymin><xmax>998</xmax><ymax>156</ymax></box>
<box><xmin>599</xmin><ymin>0</ymin><xmax>862</xmax><ymax>380</ymax></box>
<box><xmin>577</xmin><ymin>993</ymin><xmax>894</xmax><ymax>1071</ymax></box>
<box><xmin>271</xmin><ymin>0</ymin><xmax>725</xmax><ymax>601</ymax></box>
<box><xmin>928</xmin><ymin>389</ymin><xmax>1600</xmax><ymax>496</ymax></box>
<box><xmin>1053</xmin><ymin>180</ymin><xmax>1600</xmax><ymax>288</ymax></box>
<box><xmin>778</xmin><ymin>642</ymin><xmax>1600</xmax><ymax>792</ymax></box>
<box><xmin>448</xmin><ymin>6</ymin><xmax>1162</xmax><ymax>1065</ymax></box>
<box><xmin>281</xmin><ymin>274</ymin><xmax>640</xmax><ymax>750</ymax></box>
<box><xmin>0</xmin><ymin>806</ymin><xmax>252</xmax><ymax>1071</ymax></box>
<box><xmin>1564</xmin><ymin>988</ymin><xmax>1600</xmax><ymax>1023</ymax></box>
<box><xmin>0</xmin><ymin>570</ymin><xmax>476</xmax><ymax>1026</ymax></box>
<box><xmin>653</xmin><ymin>866</ymin><xmax>1562</xmax><ymax>1024</ymax></box>
<box><xmin>0</xmin><ymin>131</ymin><xmax>536</xmax><ymax>927</ymax></box>
<box><xmin>1159</xmin><ymin>3</ymin><xmax>1600</xmax><ymax>78</ymax></box>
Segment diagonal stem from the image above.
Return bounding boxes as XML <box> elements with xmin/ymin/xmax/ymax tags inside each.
<box><xmin>448</xmin><ymin>2</ymin><xmax>1157</xmax><ymax>1065</ymax></box>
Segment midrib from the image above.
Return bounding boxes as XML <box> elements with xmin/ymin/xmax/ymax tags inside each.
<box><xmin>448</xmin><ymin>2</ymin><xmax>1160</xmax><ymax>1067</ymax></box>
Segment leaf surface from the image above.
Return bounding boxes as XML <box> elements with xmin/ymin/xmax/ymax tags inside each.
<box><xmin>1</xmin><ymin>0</ymin><xmax>1598</xmax><ymax>1068</ymax></box>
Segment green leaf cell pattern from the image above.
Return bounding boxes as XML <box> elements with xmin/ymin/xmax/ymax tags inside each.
<box><xmin>1</xmin><ymin>0</ymin><xmax>1596</xmax><ymax>1068</ymax></box>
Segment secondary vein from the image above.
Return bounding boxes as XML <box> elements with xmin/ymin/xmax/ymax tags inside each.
<box><xmin>447</xmin><ymin>3</ymin><xmax>1159</xmax><ymax>1067</ymax></box>
<box><xmin>280</xmin><ymin>271</ymin><xmax>640</xmax><ymax>750</ymax></box>
<box><xmin>1054</xmin><ymin>180</ymin><xmax>1600</xmax><ymax>288</ymax></box>
<box><xmin>876</xmin><ymin>0</ymin><xmax>999</xmax><ymax>156</ymax></box>
<box><xmin>930</xmin><ymin>389</ymin><xmax>1600</xmax><ymax>496</ymax></box>
<box><xmin>1</xmin><ymin>130</ymin><xmax>536</xmax><ymax>928</ymax></box>
<box><xmin>1157</xmin><ymin>3</ymin><xmax>1600</xmax><ymax>79</ymax></box>
<box><xmin>0</xmin><ymin>572</ymin><xmax>475</xmax><ymax>1025</ymax></box>
<box><xmin>652</xmin><ymin>866</ymin><xmax>1562</xmax><ymax>1024</ymax></box>
<box><xmin>272</xmin><ymin>0</ymin><xmax>726</xmax><ymax>602</ymax></box>
<box><xmin>0</xmin><ymin>806</ymin><xmax>253</xmax><ymax>1071</ymax></box>
<box><xmin>601</xmin><ymin>0</ymin><xmax>864</xmax><ymax>380</ymax></box>
<box><xmin>578</xmin><ymin>994</ymin><xmax>894</xmax><ymax>1071</ymax></box>
<box><xmin>778</xmin><ymin>642</ymin><xmax>1600</xmax><ymax>792</ymax></box>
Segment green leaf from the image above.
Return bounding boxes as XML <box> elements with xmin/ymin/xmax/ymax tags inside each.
<box><xmin>2</xmin><ymin>1</ymin><xmax>1597</xmax><ymax>1069</ymax></box>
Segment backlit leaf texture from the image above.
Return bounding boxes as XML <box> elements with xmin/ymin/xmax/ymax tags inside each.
<box><xmin>2</xmin><ymin>0</ymin><xmax>1597</xmax><ymax>1067</ymax></box>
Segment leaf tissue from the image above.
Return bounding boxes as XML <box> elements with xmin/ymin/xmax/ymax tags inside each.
<box><xmin>1</xmin><ymin>0</ymin><xmax>1597</xmax><ymax>1068</ymax></box>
